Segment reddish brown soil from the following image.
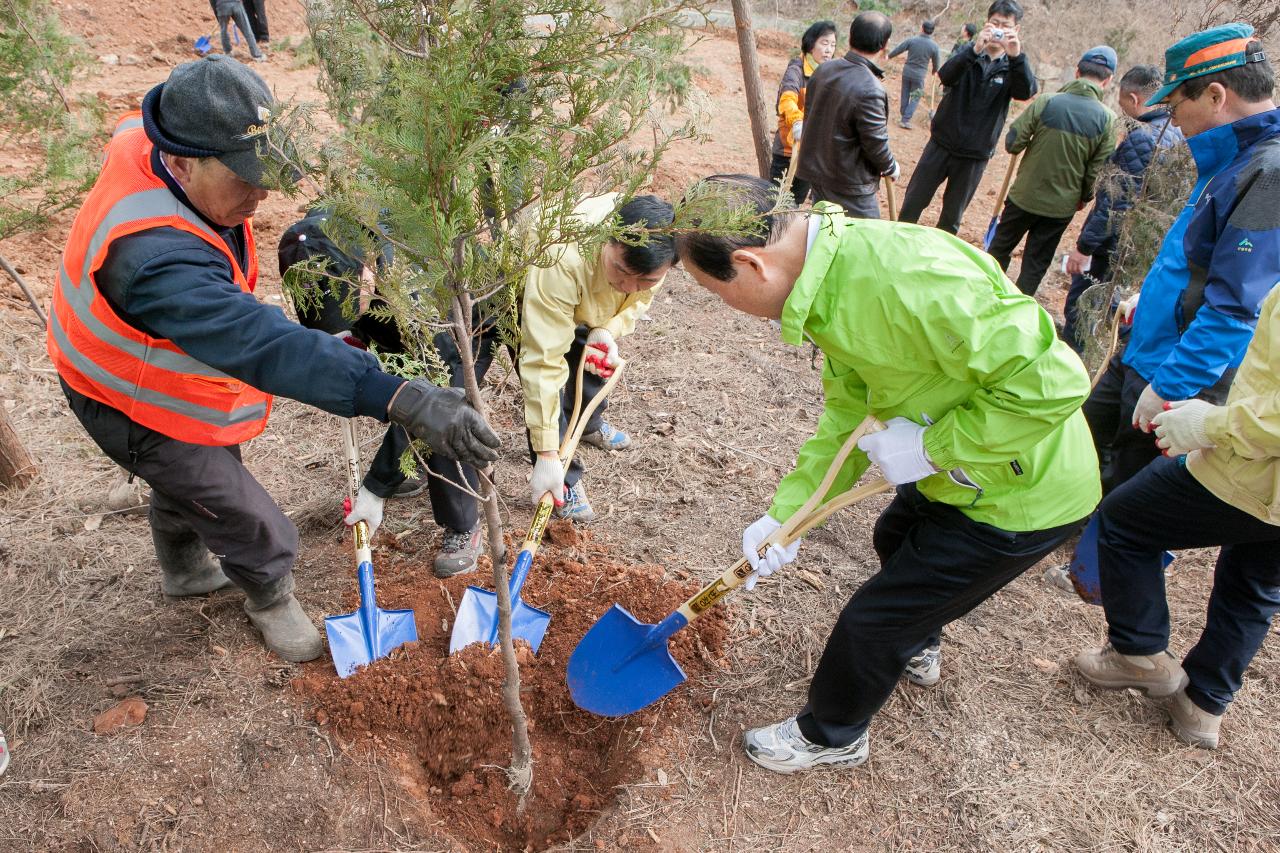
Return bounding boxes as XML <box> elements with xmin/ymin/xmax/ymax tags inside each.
<box><xmin>293</xmin><ymin>521</ymin><xmax>728</xmax><ymax>851</ymax></box>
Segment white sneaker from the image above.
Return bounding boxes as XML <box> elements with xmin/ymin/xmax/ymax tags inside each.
<box><xmin>742</xmin><ymin>716</ymin><xmax>869</xmax><ymax>775</ymax></box>
<box><xmin>904</xmin><ymin>644</ymin><xmax>941</xmax><ymax>687</ymax></box>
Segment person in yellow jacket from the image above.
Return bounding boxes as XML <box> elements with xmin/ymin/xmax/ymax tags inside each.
<box><xmin>769</xmin><ymin>20</ymin><xmax>838</xmax><ymax>203</ymax></box>
<box><xmin>1075</xmin><ymin>283</ymin><xmax>1280</xmax><ymax>750</ymax></box>
<box><xmin>521</xmin><ymin>193</ymin><xmax>675</xmax><ymax>522</ymax></box>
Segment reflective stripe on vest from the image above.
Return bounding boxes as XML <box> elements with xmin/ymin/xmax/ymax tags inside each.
<box><xmin>114</xmin><ymin>114</ymin><xmax>144</xmax><ymax>136</ymax></box>
<box><xmin>48</xmin><ymin>124</ymin><xmax>271</xmax><ymax>445</ymax></box>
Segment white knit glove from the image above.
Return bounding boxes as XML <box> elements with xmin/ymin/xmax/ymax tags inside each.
<box><xmin>530</xmin><ymin>455</ymin><xmax>566</xmax><ymax>507</ymax></box>
<box><xmin>857</xmin><ymin>417</ymin><xmax>937</xmax><ymax>485</ymax></box>
<box><xmin>1132</xmin><ymin>383</ymin><xmax>1168</xmax><ymax>433</ymax></box>
<box><xmin>792</xmin><ymin>120</ymin><xmax>804</xmax><ymax>142</ymax></box>
<box><xmin>1152</xmin><ymin>399</ymin><xmax>1217</xmax><ymax>456</ymax></box>
<box><xmin>884</xmin><ymin>161</ymin><xmax>901</xmax><ymax>182</ymax></box>
<box><xmin>1118</xmin><ymin>292</ymin><xmax>1140</xmax><ymax>324</ymax></box>
<box><xmin>741</xmin><ymin>514</ymin><xmax>801</xmax><ymax>592</ymax></box>
<box><xmin>344</xmin><ymin>486</ymin><xmax>385</xmax><ymax>539</ymax></box>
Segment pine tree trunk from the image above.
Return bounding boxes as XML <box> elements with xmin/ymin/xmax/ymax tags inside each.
<box><xmin>0</xmin><ymin>404</ymin><xmax>37</xmax><ymax>488</ymax></box>
<box><xmin>729</xmin><ymin>0</ymin><xmax>772</xmax><ymax>178</ymax></box>
<box><xmin>449</xmin><ymin>288</ymin><xmax>533</xmax><ymax>808</ymax></box>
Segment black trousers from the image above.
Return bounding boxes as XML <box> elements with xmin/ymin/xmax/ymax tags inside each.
<box><xmin>1098</xmin><ymin>456</ymin><xmax>1280</xmax><ymax>716</ymax></box>
<box><xmin>1060</xmin><ymin>239</ymin><xmax>1115</xmax><ymax>353</ymax></box>
<box><xmin>898</xmin><ymin>140</ymin><xmax>989</xmax><ymax>235</ymax></box>
<box><xmin>987</xmin><ymin>199</ymin><xmax>1074</xmax><ymax>296</ymax></box>
<box><xmin>1082</xmin><ymin>356</ymin><xmax>1164</xmax><ymax>496</ymax></box>
<box><xmin>242</xmin><ymin>0</ymin><xmax>268</xmax><ymax>41</ymax></box>
<box><xmin>796</xmin><ymin>483</ymin><xmax>1083</xmax><ymax>746</ymax></box>
<box><xmin>770</xmin><ymin>152</ymin><xmax>810</xmax><ymax>206</ymax></box>
<box><xmin>523</xmin><ymin>324</ymin><xmax>609</xmax><ymax>489</ymax></box>
<box><xmin>62</xmin><ymin>379</ymin><xmax>297</xmax><ymax>595</ymax></box>
<box><xmin>810</xmin><ymin>183</ymin><xmax>881</xmax><ymax>219</ymax></box>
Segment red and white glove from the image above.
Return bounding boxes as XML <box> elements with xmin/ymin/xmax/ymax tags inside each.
<box><xmin>530</xmin><ymin>454</ymin><xmax>566</xmax><ymax>507</ymax></box>
<box><xmin>1152</xmin><ymin>399</ymin><xmax>1216</xmax><ymax>456</ymax></box>
<box><xmin>344</xmin><ymin>486</ymin><xmax>385</xmax><ymax>539</ymax></box>
<box><xmin>584</xmin><ymin>328</ymin><xmax>619</xmax><ymax>377</ymax></box>
<box><xmin>1132</xmin><ymin>383</ymin><xmax>1168</xmax><ymax>433</ymax></box>
<box><xmin>857</xmin><ymin>417</ymin><xmax>937</xmax><ymax>485</ymax></box>
<box><xmin>1118</xmin><ymin>292</ymin><xmax>1140</xmax><ymax>324</ymax></box>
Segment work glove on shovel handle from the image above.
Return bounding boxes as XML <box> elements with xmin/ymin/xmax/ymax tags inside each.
<box><xmin>584</xmin><ymin>329</ymin><xmax>620</xmax><ymax>378</ymax></box>
<box><xmin>343</xmin><ymin>486</ymin><xmax>385</xmax><ymax>539</ymax></box>
<box><xmin>741</xmin><ymin>514</ymin><xmax>801</xmax><ymax>591</ymax></box>
<box><xmin>530</xmin><ymin>455</ymin><xmax>566</xmax><ymax>507</ymax></box>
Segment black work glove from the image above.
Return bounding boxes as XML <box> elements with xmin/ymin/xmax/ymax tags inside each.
<box><xmin>388</xmin><ymin>381</ymin><xmax>501</xmax><ymax>468</ymax></box>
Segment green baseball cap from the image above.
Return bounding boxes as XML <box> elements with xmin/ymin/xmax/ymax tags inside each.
<box><xmin>1147</xmin><ymin>22</ymin><xmax>1268</xmax><ymax>106</ymax></box>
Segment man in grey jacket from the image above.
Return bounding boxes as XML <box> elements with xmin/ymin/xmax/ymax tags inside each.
<box><xmin>795</xmin><ymin>12</ymin><xmax>900</xmax><ymax>218</ymax></box>
<box><xmin>888</xmin><ymin>19</ymin><xmax>942</xmax><ymax>129</ymax></box>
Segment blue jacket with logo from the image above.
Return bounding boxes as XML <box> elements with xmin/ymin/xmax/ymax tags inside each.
<box><xmin>1122</xmin><ymin>108</ymin><xmax>1280</xmax><ymax>401</ymax></box>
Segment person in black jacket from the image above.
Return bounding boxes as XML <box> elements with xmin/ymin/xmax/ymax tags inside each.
<box><xmin>1060</xmin><ymin>65</ymin><xmax>1186</xmax><ymax>350</ymax></box>
<box><xmin>794</xmin><ymin>12</ymin><xmax>900</xmax><ymax>218</ymax></box>
<box><xmin>897</xmin><ymin>1</ymin><xmax>1036</xmax><ymax>234</ymax></box>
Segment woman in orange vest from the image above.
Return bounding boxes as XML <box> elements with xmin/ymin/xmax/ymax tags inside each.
<box><xmin>48</xmin><ymin>57</ymin><xmax>499</xmax><ymax>662</ymax></box>
<box><xmin>769</xmin><ymin>20</ymin><xmax>838</xmax><ymax>204</ymax></box>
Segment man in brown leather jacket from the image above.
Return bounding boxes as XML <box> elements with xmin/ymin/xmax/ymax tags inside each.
<box><xmin>795</xmin><ymin>12</ymin><xmax>900</xmax><ymax>218</ymax></box>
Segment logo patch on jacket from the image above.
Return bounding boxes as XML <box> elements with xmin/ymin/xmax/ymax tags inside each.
<box><xmin>1238</xmin><ymin>238</ymin><xmax>1254</xmax><ymax>253</ymax></box>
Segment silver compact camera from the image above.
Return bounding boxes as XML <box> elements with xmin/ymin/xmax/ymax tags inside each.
<box><xmin>991</xmin><ymin>28</ymin><xmax>1006</xmax><ymax>40</ymax></box>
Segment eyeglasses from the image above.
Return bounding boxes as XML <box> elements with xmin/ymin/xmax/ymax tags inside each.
<box><xmin>1161</xmin><ymin>92</ymin><xmax>1196</xmax><ymax>118</ymax></box>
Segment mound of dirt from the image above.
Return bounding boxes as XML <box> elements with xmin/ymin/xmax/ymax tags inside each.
<box><xmin>293</xmin><ymin>522</ymin><xmax>728</xmax><ymax>851</ymax></box>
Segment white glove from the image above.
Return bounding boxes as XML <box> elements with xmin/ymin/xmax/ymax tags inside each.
<box><xmin>884</xmin><ymin>161</ymin><xmax>901</xmax><ymax>182</ymax></box>
<box><xmin>584</xmin><ymin>328</ymin><xmax>620</xmax><ymax>377</ymax></box>
<box><xmin>1118</xmin><ymin>292</ymin><xmax>1140</xmax><ymax>324</ymax></box>
<box><xmin>741</xmin><ymin>514</ymin><xmax>801</xmax><ymax>591</ymax></box>
<box><xmin>344</xmin><ymin>486</ymin><xmax>385</xmax><ymax>539</ymax></box>
<box><xmin>1132</xmin><ymin>383</ymin><xmax>1168</xmax><ymax>433</ymax></box>
<box><xmin>530</xmin><ymin>454</ymin><xmax>566</xmax><ymax>506</ymax></box>
<box><xmin>857</xmin><ymin>417</ymin><xmax>937</xmax><ymax>485</ymax></box>
<box><xmin>1152</xmin><ymin>399</ymin><xmax>1217</xmax><ymax>456</ymax></box>
<box><xmin>792</xmin><ymin>120</ymin><xmax>804</xmax><ymax>143</ymax></box>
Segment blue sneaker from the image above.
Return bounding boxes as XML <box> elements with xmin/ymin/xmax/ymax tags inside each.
<box><xmin>582</xmin><ymin>421</ymin><xmax>632</xmax><ymax>451</ymax></box>
<box><xmin>555</xmin><ymin>482</ymin><xmax>597</xmax><ymax>523</ymax></box>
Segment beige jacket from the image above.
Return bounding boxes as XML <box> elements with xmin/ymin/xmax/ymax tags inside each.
<box><xmin>1188</xmin><ymin>284</ymin><xmax>1280</xmax><ymax>526</ymax></box>
<box><xmin>519</xmin><ymin>193</ymin><xmax>663</xmax><ymax>452</ymax></box>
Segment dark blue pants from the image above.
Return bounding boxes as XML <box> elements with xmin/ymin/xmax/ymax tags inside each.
<box><xmin>1098</xmin><ymin>456</ymin><xmax>1280</xmax><ymax>715</ymax></box>
<box><xmin>900</xmin><ymin>71</ymin><xmax>926</xmax><ymax>122</ymax></box>
<box><xmin>797</xmin><ymin>484</ymin><xmax>1083</xmax><ymax>746</ymax></box>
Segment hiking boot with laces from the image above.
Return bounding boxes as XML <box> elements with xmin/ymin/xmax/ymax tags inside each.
<box><xmin>581</xmin><ymin>421</ymin><xmax>632</xmax><ymax>451</ymax></box>
<box><xmin>555</xmin><ymin>482</ymin><xmax>597</xmax><ymax>523</ymax></box>
<box><xmin>1166</xmin><ymin>687</ymin><xmax>1222</xmax><ymax>749</ymax></box>
<box><xmin>391</xmin><ymin>476</ymin><xmax>427</xmax><ymax>499</ymax></box>
<box><xmin>1074</xmin><ymin>644</ymin><xmax>1188</xmax><ymax>697</ymax></box>
<box><xmin>743</xmin><ymin>716</ymin><xmax>869</xmax><ymax>775</ymax></box>
<box><xmin>435</xmin><ymin>526</ymin><xmax>484</xmax><ymax>578</ymax></box>
<box><xmin>904</xmin><ymin>644</ymin><xmax>941</xmax><ymax>687</ymax></box>
<box><xmin>1043</xmin><ymin>563</ymin><xmax>1076</xmax><ymax>593</ymax></box>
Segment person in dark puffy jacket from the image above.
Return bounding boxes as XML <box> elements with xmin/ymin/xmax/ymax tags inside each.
<box><xmin>1060</xmin><ymin>65</ymin><xmax>1186</xmax><ymax>351</ymax></box>
<box><xmin>769</xmin><ymin>20</ymin><xmax>838</xmax><ymax>204</ymax></box>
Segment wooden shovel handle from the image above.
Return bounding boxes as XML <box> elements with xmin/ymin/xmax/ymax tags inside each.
<box><xmin>558</xmin><ymin>349</ymin><xmax>626</xmax><ymax>466</ymax></box>
<box><xmin>884</xmin><ymin>176</ymin><xmax>898</xmax><ymax>221</ymax></box>
<box><xmin>993</xmin><ymin>152</ymin><xmax>1020</xmax><ymax>216</ymax></box>
<box><xmin>674</xmin><ymin>416</ymin><xmax>887</xmax><ymax>622</ymax></box>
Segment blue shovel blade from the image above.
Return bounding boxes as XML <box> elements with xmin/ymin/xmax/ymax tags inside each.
<box><xmin>194</xmin><ymin>35</ymin><xmax>212</xmax><ymax>54</ymax></box>
<box><xmin>567</xmin><ymin>604</ymin><xmax>687</xmax><ymax>717</ymax></box>
<box><xmin>982</xmin><ymin>215</ymin><xmax>1000</xmax><ymax>251</ymax></box>
<box><xmin>324</xmin><ymin>561</ymin><xmax>418</xmax><ymax>678</ymax></box>
<box><xmin>1069</xmin><ymin>514</ymin><xmax>1175</xmax><ymax>606</ymax></box>
<box><xmin>448</xmin><ymin>585</ymin><xmax>551</xmax><ymax>655</ymax></box>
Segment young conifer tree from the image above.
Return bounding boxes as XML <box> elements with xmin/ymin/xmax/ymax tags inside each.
<box><xmin>292</xmin><ymin>0</ymin><xmax>749</xmax><ymax>805</ymax></box>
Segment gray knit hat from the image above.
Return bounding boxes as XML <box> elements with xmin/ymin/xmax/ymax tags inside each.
<box><xmin>142</xmin><ymin>55</ymin><xmax>282</xmax><ymax>188</ymax></box>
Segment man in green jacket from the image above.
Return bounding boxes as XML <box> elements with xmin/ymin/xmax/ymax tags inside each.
<box><xmin>989</xmin><ymin>46</ymin><xmax>1118</xmax><ymax>296</ymax></box>
<box><xmin>678</xmin><ymin>175</ymin><xmax>1101</xmax><ymax>774</ymax></box>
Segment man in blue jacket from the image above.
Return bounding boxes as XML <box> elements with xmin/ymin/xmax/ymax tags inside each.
<box><xmin>897</xmin><ymin>1</ymin><xmax>1036</xmax><ymax>235</ymax></box>
<box><xmin>1083</xmin><ymin>22</ymin><xmax>1278</xmax><ymax>497</ymax></box>
<box><xmin>1060</xmin><ymin>65</ymin><xmax>1185</xmax><ymax>351</ymax></box>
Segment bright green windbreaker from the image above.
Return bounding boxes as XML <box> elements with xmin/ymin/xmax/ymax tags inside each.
<box><xmin>768</xmin><ymin>206</ymin><xmax>1101</xmax><ymax>532</ymax></box>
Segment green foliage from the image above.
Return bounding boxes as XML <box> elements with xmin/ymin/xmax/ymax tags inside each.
<box><xmin>0</xmin><ymin>0</ymin><xmax>101</xmax><ymax>240</ymax></box>
<box><xmin>297</xmin><ymin>0</ymin><xmax>716</xmax><ymax>381</ymax></box>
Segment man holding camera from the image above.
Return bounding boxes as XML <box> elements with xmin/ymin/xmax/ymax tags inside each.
<box><xmin>898</xmin><ymin>1</ymin><xmax>1037</xmax><ymax>235</ymax></box>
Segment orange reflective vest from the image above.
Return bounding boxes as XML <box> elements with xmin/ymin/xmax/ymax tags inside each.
<box><xmin>47</xmin><ymin>114</ymin><xmax>272</xmax><ymax>446</ymax></box>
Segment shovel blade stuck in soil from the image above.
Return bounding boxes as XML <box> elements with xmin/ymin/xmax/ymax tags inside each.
<box><xmin>326</xmin><ymin>560</ymin><xmax>418</xmax><ymax>678</ymax></box>
<box><xmin>567</xmin><ymin>604</ymin><xmax>688</xmax><ymax>716</ymax></box>
<box><xmin>449</xmin><ymin>578</ymin><xmax>551</xmax><ymax>655</ymax></box>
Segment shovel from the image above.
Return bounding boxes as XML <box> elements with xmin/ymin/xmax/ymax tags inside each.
<box><xmin>568</xmin><ymin>416</ymin><xmax>892</xmax><ymax>716</ymax></box>
<box><xmin>1067</xmin><ymin>514</ymin><xmax>1174</xmax><ymax>606</ymax></box>
<box><xmin>449</xmin><ymin>344</ymin><xmax>623</xmax><ymax>655</ymax></box>
<box><xmin>325</xmin><ymin>417</ymin><xmax>418</xmax><ymax>677</ymax></box>
<box><xmin>983</xmin><ymin>152</ymin><xmax>1020</xmax><ymax>251</ymax></box>
<box><xmin>884</xmin><ymin>175</ymin><xmax>898</xmax><ymax>222</ymax></box>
